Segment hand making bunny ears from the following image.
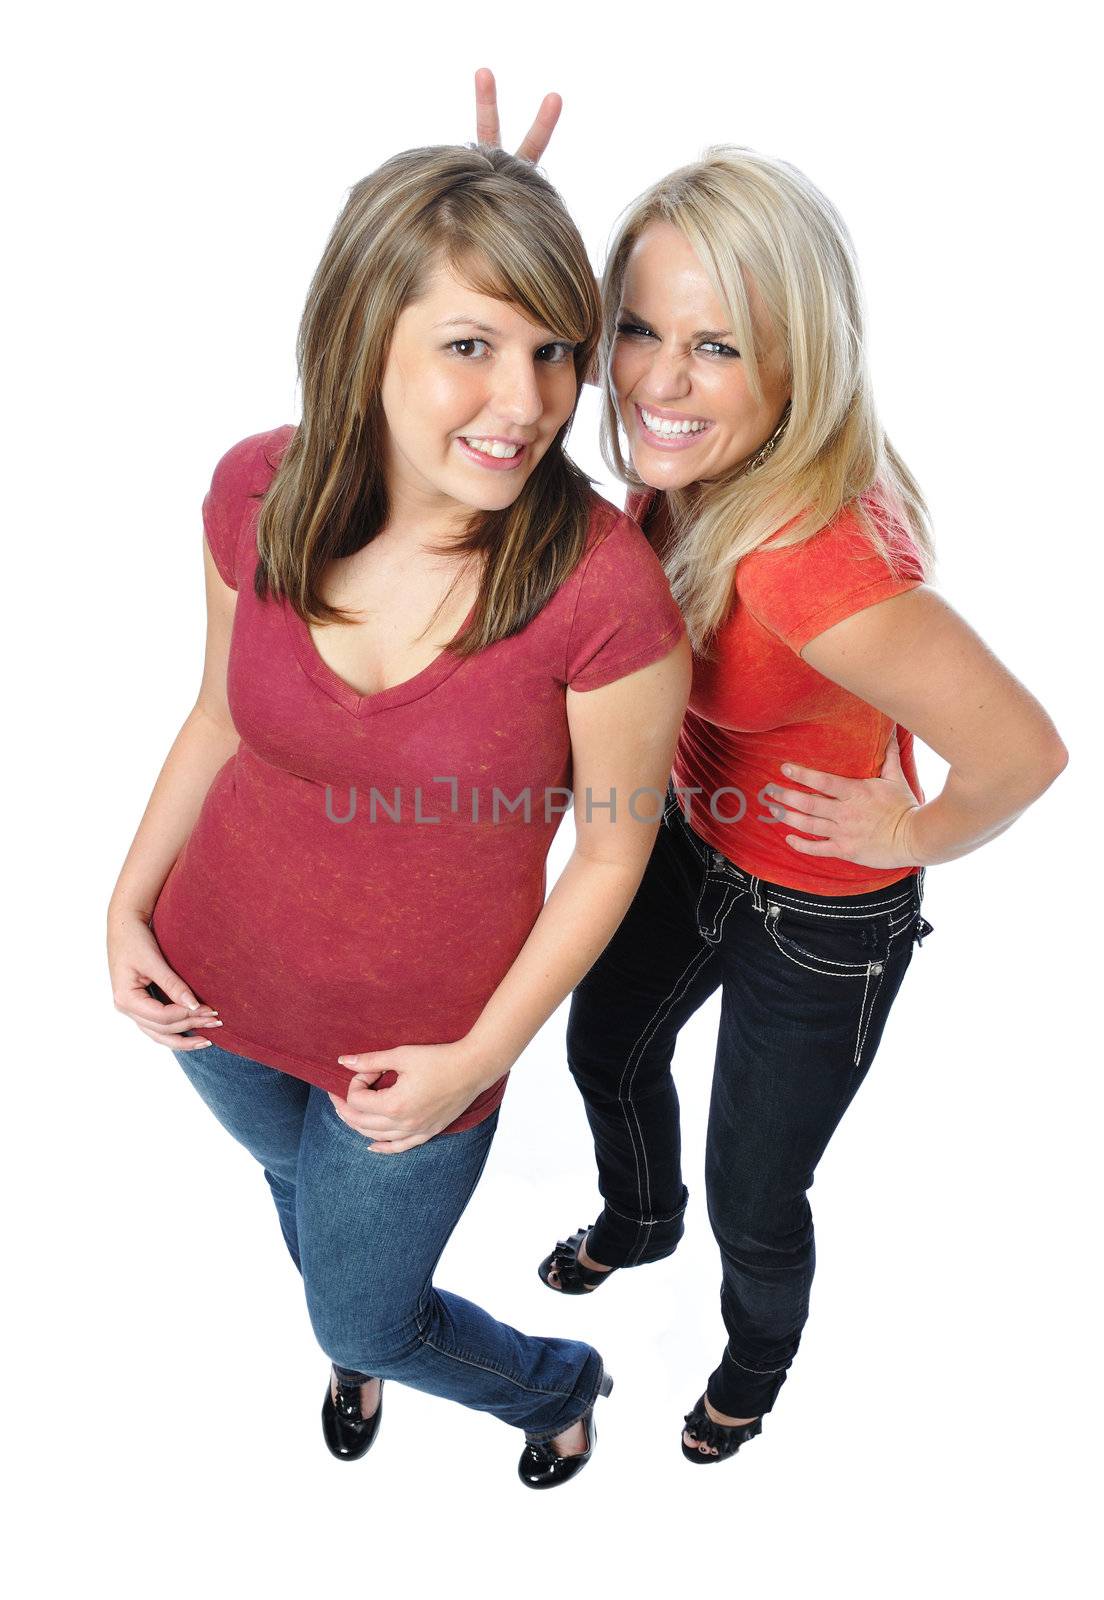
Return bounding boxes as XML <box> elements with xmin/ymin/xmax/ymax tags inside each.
<box><xmin>473</xmin><ymin>67</ymin><xmax>561</xmax><ymax>164</ymax></box>
<box><xmin>473</xmin><ymin>69</ymin><xmax>603</xmax><ymax>388</ymax></box>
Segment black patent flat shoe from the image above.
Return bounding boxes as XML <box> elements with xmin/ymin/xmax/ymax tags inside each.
<box><xmin>681</xmin><ymin>1393</ymin><xmax>762</xmax><ymax>1464</ymax></box>
<box><xmin>517</xmin><ymin>1371</ymin><xmax>614</xmax><ymax>1489</ymax></box>
<box><xmin>321</xmin><ymin>1368</ymin><xmax>384</xmax><ymax>1461</ymax></box>
<box><xmin>538</xmin><ymin>1225</ymin><xmax>617</xmax><ymax>1295</ymax></box>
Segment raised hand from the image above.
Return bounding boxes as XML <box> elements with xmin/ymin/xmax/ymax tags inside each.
<box><xmin>474</xmin><ymin>66</ymin><xmax>561</xmax><ymax>163</ymax></box>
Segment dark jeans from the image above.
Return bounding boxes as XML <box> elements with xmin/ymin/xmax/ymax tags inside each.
<box><xmin>566</xmin><ymin>781</ymin><xmax>934</xmax><ymax>1419</ymax></box>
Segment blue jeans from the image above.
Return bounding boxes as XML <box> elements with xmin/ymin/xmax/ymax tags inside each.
<box><xmin>170</xmin><ymin>1040</ymin><xmax>605</xmax><ymax>1441</ymax></box>
<box><xmin>566</xmin><ymin>781</ymin><xmax>934</xmax><ymax>1419</ymax></box>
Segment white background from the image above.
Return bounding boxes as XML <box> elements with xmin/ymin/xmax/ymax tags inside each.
<box><xmin>7</xmin><ymin>2</ymin><xmax>1099</xmax><ymax>1596</ymax></box>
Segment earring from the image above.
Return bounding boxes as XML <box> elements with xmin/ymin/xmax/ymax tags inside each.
<box><xmin>743</xmin><ymin>402</ymin><xmax>791</xmax><ymax>475</ymax></box>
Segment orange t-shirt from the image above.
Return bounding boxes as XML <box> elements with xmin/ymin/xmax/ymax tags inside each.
<box><xmin>626</xmin><ymin>487</ymin><xmax>927</xmax><ymax>895</ymax></box>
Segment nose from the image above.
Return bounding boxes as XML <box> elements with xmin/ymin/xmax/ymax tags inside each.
<box><xmin>643</xmin><ymin>344</ymin><xmax>692</xmax><ymax>403</ymax></box>
<box><xmin>489</xmin><ymin>353</ymin><xmax>545</xmax><ymax>429</ymax></box>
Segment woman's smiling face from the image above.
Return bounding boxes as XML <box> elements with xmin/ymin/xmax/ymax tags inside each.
<box><xmin>609</xmin><ymin>220</ymin><xmax>791</xmax><ymax>493</ymax></box>
<box><xmin>379</xmin><ymin>257</ymin><xmax>580</xmax><ymax>529</ymax></box>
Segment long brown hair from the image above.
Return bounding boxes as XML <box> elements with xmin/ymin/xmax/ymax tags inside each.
<box><xmin>252</xmin><ymin>144</ymin><xmax>602</xmax><ymax>655</ymax></box>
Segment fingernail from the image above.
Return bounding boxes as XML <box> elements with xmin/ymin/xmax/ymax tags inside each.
<box><xmin>183</xmin><ymin>995</ymin><xmax>200</xmax><ymax>1011</ymax></box>
<box><xmin>337</xmin><ymin>1056</ymin><xmax>355</xmax><ymax>1066</ymax></box>
<box><xmin>200</xmin><ymin>1020</ymin><xmax>223</xmax><ymax>1027</ymax></box>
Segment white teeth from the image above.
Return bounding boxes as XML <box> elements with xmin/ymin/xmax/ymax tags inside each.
<box><xmin>640</xmin><ymin>408</ymin><xmax>709</xmax><ymax>438</ymax></box>
<box><xmin>461</xmin><ymin>437</ymin><xmax>522</xmax><ymax>459</ymax></box>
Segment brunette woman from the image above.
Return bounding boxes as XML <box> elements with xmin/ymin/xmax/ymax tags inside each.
<box><xmin>106</xmin><ymin>144</ymin><xmax>690</xmax><ymax>1489</ymax></box>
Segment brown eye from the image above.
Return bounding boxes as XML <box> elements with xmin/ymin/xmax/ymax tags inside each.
<box><xmin>536</xmin><ymin>342</ymin><xmax>576</xmax><ymax>363</ymax></box>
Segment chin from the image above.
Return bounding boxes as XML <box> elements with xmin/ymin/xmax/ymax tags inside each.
<box><xmin>451</xmin><ymin>482</ymin><xmax>529</xmax><ymax>512</ymax></box>
<box><xmin>631</xmin><ymin>458</ymin><xmax>699</xmax><ymax>493</ymax></box>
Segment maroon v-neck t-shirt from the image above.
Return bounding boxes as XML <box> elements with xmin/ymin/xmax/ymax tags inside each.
<box><xmin>150</xmin><ymin>427</ymin><xmax>686</xmax><ymax>1133</ymax></box>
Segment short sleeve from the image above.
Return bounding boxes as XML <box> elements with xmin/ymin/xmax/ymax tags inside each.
<box><xmin>737</xmin><ymin>502</ymin><xmax>926</xmax><ymax>652</ymax></box>
<box><xmin>565</xmin><ymin>512</ymin><xmax>686</xmax><ymax>691</ymax></box>
<box><xmin>201</xmin><ymin>427</ymin><xmax>293</xmax><ymax>590</ymax></box>
<box><xmin>202</xmin><ymin>445</ymin><xmax>246</xmax><ymax>590</ymax></box>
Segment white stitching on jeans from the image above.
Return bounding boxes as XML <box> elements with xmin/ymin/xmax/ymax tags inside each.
<box><xmin>617</xmin><ymin>942</ymin><xmax>716</xmax><ymax>1262</ymax></box>
<box><xmin>853</xmin><ymin>963</ymin><xmax>874</xmax><ymax>1064</ymax></box>
<box><xmin>767</xmin><ymin>906</ymin><xmax>875</xmax><ymax>971</ymax></box>
<box><xmin>759</xmin><ymin>892</ymin><xmax>913</xmax><ymax>918</ymax></box>
<box><xmin>621</xmin><ymin>945</ymin><xmax>715</xmax><ymax>1224</ymax></box>
<box><xmin>698</xmin><ymin>875</ymin><xmax>742</xmax><ymax>943</ymax></box>
<box><xmin>855</xmin><ymin>960</ymin><xmax>887</xmax><ymax>1065</ymax></box>
<box><xmin>764</xmin><ymin>919</ymin><xmax>870</xmax><ymax>976</ymax></box>
<box><xmin>713</xmin><ymin>886</ymin><xmax>740</xmax><ymax>942</ymax></box>
<box><xmin>693</xmin><ymin>872</ymin><xmax>711</xmax><ymax>937</ymax></box>
<box><xmin>603</xmin><ymin>1196</ymin><xmax>689</xmax><ymax>1225</ymax></box>
<box><xmin>723</xmin><ymin>1352</ymin><xmax>788</xmax><ymax>1375</ymax></box>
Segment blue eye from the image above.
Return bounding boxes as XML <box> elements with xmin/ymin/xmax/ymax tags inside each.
<box><xmin>616</xmin><ymin>321</ymin><xmax>740</xmax><ymax>358</ymax></box>
<box><xmin>448</xmin><ymin>338</ymin><xmax>490</xmax><ymax>358</ymax></box>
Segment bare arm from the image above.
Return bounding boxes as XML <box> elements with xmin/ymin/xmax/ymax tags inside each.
<box><xmin>459</xmin><ymin>632</ymin><xmax>693</xmax><ymax>1070</ymax></box>
<box><xmin>109</xmin><ymin>538</ymin><xmax>240</xmax><ymax>920</ymax></box>
<box><xmin>333</xmin><ymin>631</ymin><xmax>693</xmax><ymax>1151</ymax></box>
<box><xmin>106</xmin><ymin>537</ymin><xmax>242</xmax><ymax>1038</ymax></box>
<box><xmin>764</xmin><ymin>585</ymin><xmax>1068</xmax><ymax>868</ymax></box>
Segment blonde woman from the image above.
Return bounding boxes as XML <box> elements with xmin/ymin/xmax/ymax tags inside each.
<box><xmin>548</xmin><ymin>148</ymin><xmax>1068</xmax><ymax>1462</ymax></box>
<box><xmin>465</xmin><ymin>84</ymin><xmax>1068</xmax><ymax>1462</ymax></box>
<box><xmin>105</xmin><ymin>144</ymin><xmax>691</xmax><ymax>1489</ymax></box>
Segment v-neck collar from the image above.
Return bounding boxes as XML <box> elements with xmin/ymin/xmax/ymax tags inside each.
<box><xmin>283</xmin><ymin>598</ymin><xmax>478</xmax><ymax>718</ymax></box>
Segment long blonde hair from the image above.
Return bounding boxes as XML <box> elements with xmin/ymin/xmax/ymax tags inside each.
<box><xmin>252</xmin><ymin>144</ymin><xmax>602</xmax><ymax>655</ymax></box>
<box><xmin>598</xmin><ymin>145</ymin><xmax>935</xmax><ymax>652</ymax></box>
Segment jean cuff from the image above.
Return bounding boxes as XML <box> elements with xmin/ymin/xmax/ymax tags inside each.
<box><xmin>331</xmin><ymin>1362</ymin><xmax>375</xmax><ymax>1385</ymax></box>
<box><xmin>522</xmin><ymin>1349</ymin><xmax>609</xmax><ymax>1444</ymax></box>
<box><xmin>586</xmin><ymin>1185</ymin><xmax>690</xmax><ymax>1269</ymax></box>
<box><xmin>706</xmin><ymin>1345</ymin><xmax>789</xmax><ymax>1418</ymax></box>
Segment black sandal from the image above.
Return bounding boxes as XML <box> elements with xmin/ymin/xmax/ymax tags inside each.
<box><xmin>681</xmin><ymin>1394</ymin><xmax>762</xmax><ymax>1464</ymax></box>
<box><xmin>537</xmin><ymin>1225</ymin><xmax>617</xmax><ymax>1295</ymax></box>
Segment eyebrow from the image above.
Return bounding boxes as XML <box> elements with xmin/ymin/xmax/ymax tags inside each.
<box><xmin>433</xmin><ymin>318</ymin><xmax>505</xmax><ymax>335</ymax></box>
<box><xmin>621</xmin><ymin>305</ymin><xmax>735</xmax><ymax>342</ymax></box>
<box><xmin>433</xmin><ymin>315</ymin><xmax>568</xmax><ymax>342</ymax></box>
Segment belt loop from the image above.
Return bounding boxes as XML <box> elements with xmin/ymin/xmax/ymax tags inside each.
<box><xmin>749</xmin><ymin>873</ymin><xmax>764</xmax><ymax>913</ymax></box>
